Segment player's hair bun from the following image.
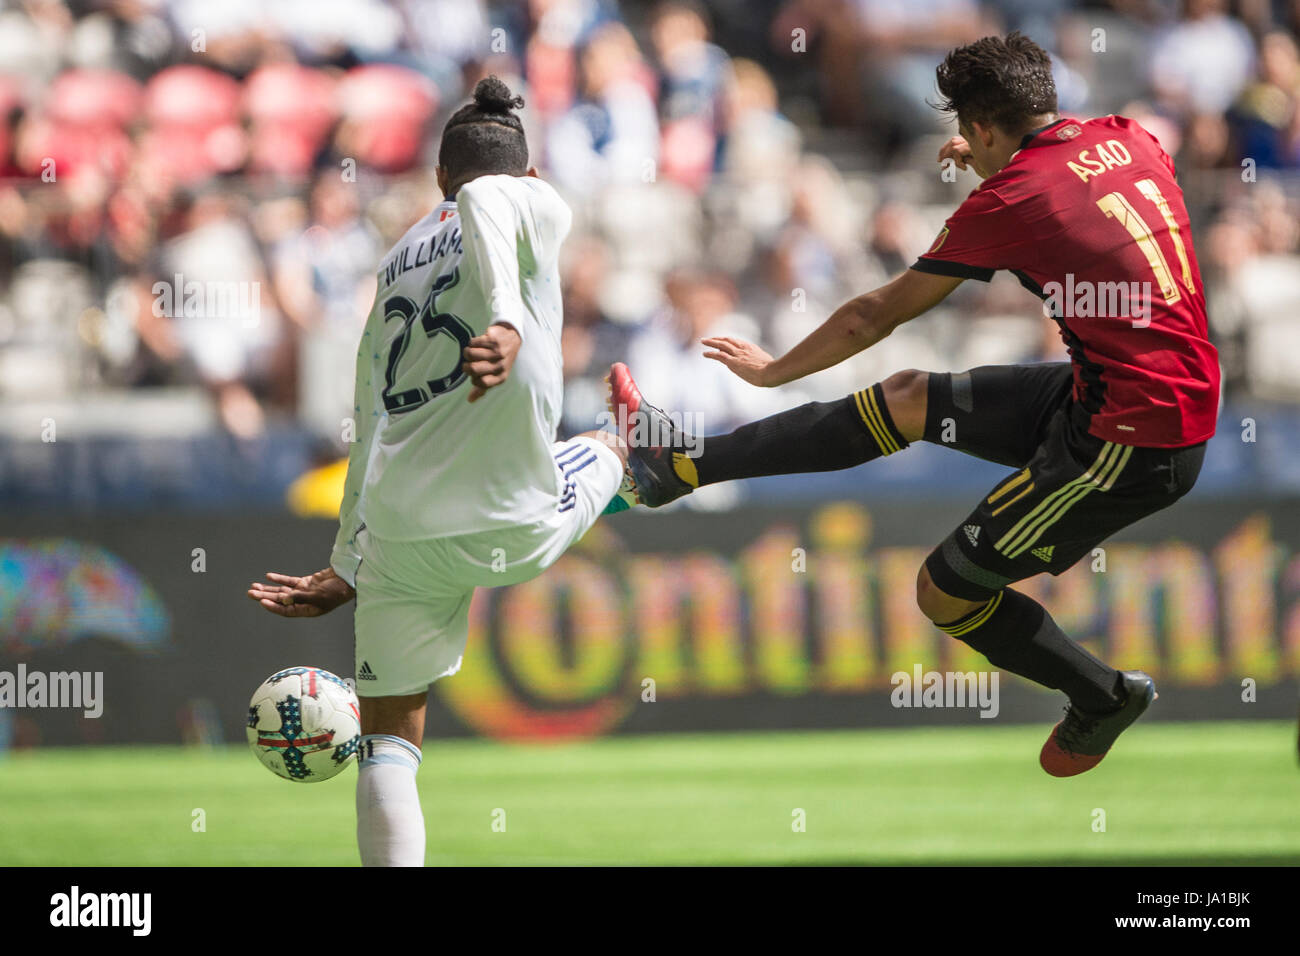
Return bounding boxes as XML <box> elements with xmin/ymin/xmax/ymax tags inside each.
<box><xmin>472</xmin><ymin>76</ymin><xmax>524</xmax><ymax>116</ymax></box>
<box><xmin>439</xmin><ymin>74</ymin><xmax>529</xmax><ymax>174</ymax></box>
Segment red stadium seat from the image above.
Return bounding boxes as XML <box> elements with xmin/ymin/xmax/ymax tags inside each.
<box><xmin>46</xmin><ymin>69</ymin><xmax>142</xmax><ymax>129</ymax></box>
<box><xmin>144</xmin><ymin>64</ymin><xmax>241</xmax><ymax>128</ymax></box>
<box><xmin>244</xmin><ymin>64</ymin><xmax>338</xmax><ymax>176</ymax></box>
<box><xmin>335</xmin><ymin>64</ymin><xmax>438</xmax><ymax>172</ymax></box>
<box><xmin>141</xmin><ymin>66</ymin><xmax>246</xmax><ymax>183</ymax></box>
<box><xmin>17</xmin><ymin>117</ymin><xmax>133</xmax><ymax>180</ymax></box>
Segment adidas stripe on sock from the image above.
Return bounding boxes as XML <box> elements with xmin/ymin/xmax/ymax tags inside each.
<box><xmin>936</xmin><ymin>589</ymin><xmax>1121</xmax><ymax>713</ymax></box>
<box><xmin>691</xmin><ymin>383</ymin><xmax>909</xmax><ymax>487</ymax></box>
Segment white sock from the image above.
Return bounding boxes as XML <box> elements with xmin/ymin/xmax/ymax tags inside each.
<box><xmin>356</xmin><ymin>734</ymin><xmax>425</xmax><ymax>867</ymax></box>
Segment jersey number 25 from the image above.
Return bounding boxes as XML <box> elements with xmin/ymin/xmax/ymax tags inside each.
<box><xmin>381</xmin><ymin>268</ymin><xmax>475</xmax><ymax>413</ymax></box>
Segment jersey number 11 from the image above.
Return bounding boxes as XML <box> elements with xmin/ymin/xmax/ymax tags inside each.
<box><xmin>1095</xmin><ymin>179</ymin><xmax>1196</xmax><ymax>307</ymax></box>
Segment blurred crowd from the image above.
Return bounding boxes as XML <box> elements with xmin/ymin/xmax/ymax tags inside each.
<box><xmin>1</xmin><ymin>0</ymin><xmax>1300</xmax><ymax>450</ymax></box>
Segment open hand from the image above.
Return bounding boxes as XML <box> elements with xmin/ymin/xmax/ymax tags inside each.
<box><xmin>701</xmin><ymin>336</ymin><xmax>776</xmax><ymax>387</ymax></box>
<box><xmin>247</xmin><ymin>568</ymin><xmax>355</xmax><ymax>618</ymax></box>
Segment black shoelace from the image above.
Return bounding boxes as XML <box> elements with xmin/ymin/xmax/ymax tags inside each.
<box><xmin>1056</xmin><ymin>707</ymin><xmax>1101</xmax><ymax>754</ymax></box>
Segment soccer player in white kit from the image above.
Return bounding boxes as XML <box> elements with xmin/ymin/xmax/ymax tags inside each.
<box><xmin>247</xmin><ymin>78</ymin><xmax>629</xmax><ymax>866</ymax></box>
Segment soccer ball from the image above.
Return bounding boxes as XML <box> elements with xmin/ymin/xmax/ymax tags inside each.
<box><xmin>246</xmin><ymin>666</ymin><xmax>361</xmax><ymax>782</ymax></box>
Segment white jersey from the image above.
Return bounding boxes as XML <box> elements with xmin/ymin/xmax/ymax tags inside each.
<box><xmin>330</xmin><ymin>174</ymin><xmax>572</xmax><ymax>586</ymax></box>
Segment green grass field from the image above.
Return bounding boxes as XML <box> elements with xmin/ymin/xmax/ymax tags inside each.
<box><xmin>2</xmin><ymin>721</ymin><xmax>1297</xmax><ymax>865</ymax></box>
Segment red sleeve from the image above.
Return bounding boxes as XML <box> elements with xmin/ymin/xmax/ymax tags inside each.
<box><xmin>912</xmin><ymin>185</ymin><xmax>1032</xmax><ymax>282</ymax></box>
<box><xmin>1135</xmin><ymin>119</ymin><xmax>1177</xmax><ymax>178</ymax></box>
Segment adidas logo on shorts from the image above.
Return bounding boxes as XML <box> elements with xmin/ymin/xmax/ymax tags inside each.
<box><xmin>964</xmin><ymin>524</ymin><xmax>981</xmax><ymax>547</ymax></box>
<box><xmin>1031</xmin><ymin>545</ymin><xmax>1055</xmax><ymax>562</ymax></box>
<box><xmin>358</xmin><ymin>661</ymin><xmax>378</xmax><ymax>681</ymax></box>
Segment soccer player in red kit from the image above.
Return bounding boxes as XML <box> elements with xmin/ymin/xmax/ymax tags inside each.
<box><xmin>607</xmin><ymin>33</ymin><xmax>1220</xmax><ymax>776</ymax></box>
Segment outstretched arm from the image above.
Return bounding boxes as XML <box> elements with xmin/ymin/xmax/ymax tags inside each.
<box><xmin>247</xmin><ymin>568</ymin><xmax>355</xmax><ymax>617</ymax></box>
<box><xmin>704</xmin><ymin>268</ymin><xmax>963</xmax><ymax>387</ymax></box>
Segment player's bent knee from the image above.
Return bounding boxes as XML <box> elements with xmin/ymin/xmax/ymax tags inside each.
<box><xmin>578</xmin><ymin>428</ymin><xmax>629</xmax><ymax>467</ymax></box>
<box><xmin>881</xmin><ymin>369</ymin><xmax>929</xmax><ymax>442</ymax></box>
<box><xmin>914</xmin><ymin>564</ymin><xmax>940</xmax><ymax>618</ymax></box>
<box><xmin>915</xmin><ymin>564</ymin><xmax>982</xmax><ymax>624</ymax></box>
<box><xmin>359</xmin><ymin>691</ymin><xmax>428</xmax><ymax>746</ymax></box>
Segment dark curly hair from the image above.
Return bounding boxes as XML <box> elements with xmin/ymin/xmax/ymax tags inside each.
<box><xmin>438</xmin><ymin>76</ymin><xmax>529</xmax><ymax>183</ymax></box>
<box><xmin>934</xmin><ymin>32</ymin><xmax>1058</xmax><ymax>134</ymax></box>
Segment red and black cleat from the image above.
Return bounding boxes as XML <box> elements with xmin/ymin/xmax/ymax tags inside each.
<box><xmin>605</xmin><ymin>363</ymin><xmax>696</xmax><ymax>508</ymax></box>
<box><xmin>1040</xmin><ymin>671</ymin><xmax>1157</xmax><ymax>777</ymax></box>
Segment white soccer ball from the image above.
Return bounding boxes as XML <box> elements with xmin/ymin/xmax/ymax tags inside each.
<box><xmin>246</xmin><ymin>666</ymin><xmax>362</xmax><ymax>782</ymax></box>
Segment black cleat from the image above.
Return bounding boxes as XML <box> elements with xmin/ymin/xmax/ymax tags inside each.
<box><xmin>1040</xmin><ymin>670</ymin><xmax>1156</xmax><ymax>777</ymax></box>
<box><xmin>605</xmin><ymin>363</ymin><xmax>697</xmax><ymax>508</ymax></box>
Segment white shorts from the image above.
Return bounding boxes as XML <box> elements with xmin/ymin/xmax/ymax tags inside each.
<box><xmin>352</xmin><ymin>436</ymin><xmax>623</xmax><ymax>697</ymax></box>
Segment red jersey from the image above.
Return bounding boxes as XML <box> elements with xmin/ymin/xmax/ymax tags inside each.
<box><xmin>913</xmin><ymin>115</ymin><xmax>1219</xmax><ymax>448</ymax></box>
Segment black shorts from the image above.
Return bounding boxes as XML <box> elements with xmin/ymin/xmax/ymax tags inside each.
<box><xmin>923</xmin><ymin>363</ymin><xmax>1206</xmax><ymax>601</ymax></box>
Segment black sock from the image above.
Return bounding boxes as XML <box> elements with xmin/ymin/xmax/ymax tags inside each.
<box><xmin>690</xmin><ymin>384</ymin><xmax>909</xmax><ymax>487</ymax></box>
<box><xmin>936</xmin><ymin>589</ymin><xmax>1121</xmax><ymax>713</ymax></box>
